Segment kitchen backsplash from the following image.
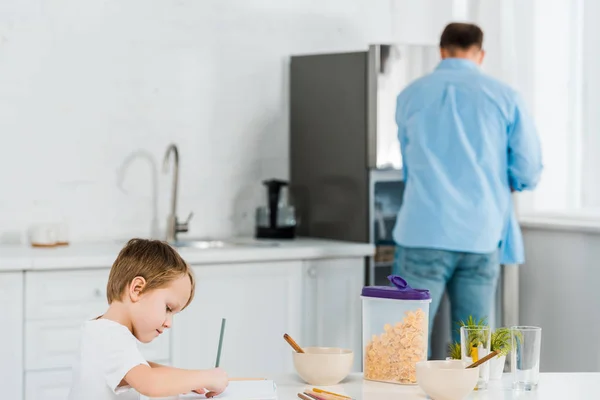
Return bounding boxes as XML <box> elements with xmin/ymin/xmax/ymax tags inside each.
<box><xmin>0</xmin><ymin>0</ymin><xmax>449</xmax><ymax>243</ymax></box>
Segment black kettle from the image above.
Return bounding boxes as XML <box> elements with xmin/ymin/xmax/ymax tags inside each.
<box><xmin>255</xmin><ymin>179</ymin><xmax>296</xmax><ymax>239</ymax></box>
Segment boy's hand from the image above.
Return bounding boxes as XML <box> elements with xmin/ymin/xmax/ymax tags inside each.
<box><xmin>196</xmin><ymin>368</ymin><xmax>229</xmax><ymax>398</ymax></box>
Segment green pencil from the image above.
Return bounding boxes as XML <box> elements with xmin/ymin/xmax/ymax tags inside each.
<box><xmin>215</xmin><ymin>318</ymin><xmax>226</xmax><ymax>368</ymax></box>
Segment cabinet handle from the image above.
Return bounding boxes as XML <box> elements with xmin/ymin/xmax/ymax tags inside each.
<box><xmin>308</xmin><ymin>268</ymin><xmax>317</xmax><ymax>278</ymax></box>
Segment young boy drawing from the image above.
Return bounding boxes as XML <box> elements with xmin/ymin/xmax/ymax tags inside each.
<box><xmin>68</xmin><ymin>238</ymin><xmax>229</xmax><ymax>399</ymax></box>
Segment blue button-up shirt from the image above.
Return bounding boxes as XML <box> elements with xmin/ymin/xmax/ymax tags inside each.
<box><xmin>392</xmin><ymin>58</ymin><xmax>543</xmax><ymax>264</ymax></box>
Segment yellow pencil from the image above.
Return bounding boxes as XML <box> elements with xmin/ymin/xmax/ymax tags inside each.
<box><xmin>312</xmin><ymin>388</ymin><xmax>352</xmax><ymax>399</ymax></box>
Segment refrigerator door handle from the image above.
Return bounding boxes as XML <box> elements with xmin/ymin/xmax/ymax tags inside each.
<box><xmin>367</xmin><ymin>45</ymin><xmax>379</xmax><ymax>168</ymax></box>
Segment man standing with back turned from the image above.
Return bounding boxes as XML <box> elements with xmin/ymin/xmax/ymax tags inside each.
<box><xmin>392</xmin><ymin>23</ymin><xmax>543</xmax><ymax>352</ymax></box>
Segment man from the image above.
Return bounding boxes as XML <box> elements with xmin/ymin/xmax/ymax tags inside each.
<box><xmin>392</xmin><ymin>23</ymin><xmax>543</xmax><ymax>351</ymax></box>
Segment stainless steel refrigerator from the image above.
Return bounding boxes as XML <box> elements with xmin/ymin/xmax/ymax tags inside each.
<box><xmin>289</xmin><ymin>44</ymin><xmax>508</xmax><ymax>360</ymax></box>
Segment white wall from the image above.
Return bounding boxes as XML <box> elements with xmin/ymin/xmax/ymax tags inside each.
<box><xmin>0</xmin><ymin>0</ymin><xmax>457</xmax><ymax>243</ymax></box>
<box><xmin>0</xmin><ymin>0</ymin><xmax>373</xmax><ymax>243</ymax></box>
<box><xmin>521</xmin><ymin>226</ymin><xmax>600</xmax><ymax>372</ymax></box>
<box><xmin>391</xmin><ymin>0</ymin><xmax>454</xmax><ymax>45</ymax></box>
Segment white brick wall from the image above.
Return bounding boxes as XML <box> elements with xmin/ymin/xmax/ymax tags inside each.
<box><xmin>0</xmin><ymin>0</ymin><xmax>451</xmax><ymax>243</ymax></box>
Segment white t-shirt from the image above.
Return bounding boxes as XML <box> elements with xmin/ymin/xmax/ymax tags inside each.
<box><xmin>68</xmin><ymin>319</ymin><xmax>149</xmax><ymax>400</ymax></box>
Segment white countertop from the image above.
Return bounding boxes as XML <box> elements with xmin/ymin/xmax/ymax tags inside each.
<box><xmin>520</xmin><ymin>214</ymin><xmax>600</xmax><ymax>234</ymax></box>
<box><xmin>167</xmin><ymin>373</ymin><xmax>598</xmax><ymax>400</ymax></box>
<box><xmin>0</xmin><ymin>237</ymin><xmax>374</xmax><ymax>272</ymax></box>
<box><xmin>277</xmin><ymin>373</ymin><xmax>598</xmax><ymax>400</ymax></box>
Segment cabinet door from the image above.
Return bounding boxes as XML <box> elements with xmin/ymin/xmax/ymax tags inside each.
<box><xmin>25</xmin><ymin>269</ymin><xmax>110</xmax><ymax>320</ymax></box>
<box><xmin>25</xmin><ymin>318</ymin><xmax>171</xmax><ymax>370</ymax></box>
<box><xmin>25</xmin><ymin>370</ymin><xmax>71</xmax><ymax>400</ymax></box>
<box><xmin>302</xmin><ymin>258</ymin><xmax>364</xmax><ymax>372</ymax></box>
<box><xmin>172</xmin><ymin>261</ymin><xmax>303</xmax><ymax>377</ymax></box>
<box><xmin>0</xmin><ymin>272</ymin><xmax>24</xmax><ymax>400</ymax></box>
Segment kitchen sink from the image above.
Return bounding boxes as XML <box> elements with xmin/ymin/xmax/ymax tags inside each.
<box><xmin>169</xmin><ymin>239</ymin><xmax>279</xmax><ymax>249</ymax></box>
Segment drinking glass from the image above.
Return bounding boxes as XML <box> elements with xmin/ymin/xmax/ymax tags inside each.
<box><xmin>511</xmin><ymin>326</ymin><xmax>542</xmax><ymax>391</ymax></box>
<box><xmin>460</xmin><ymin>326</ymin><xmax>491</xmax><ymax>390</ymax></box>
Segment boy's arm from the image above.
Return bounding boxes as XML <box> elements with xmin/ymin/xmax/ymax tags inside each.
<box><xmin>125</xmin><ymin>364</ymin><xmax>227</xmax><ymax>398</ymax></box>
<box><xmin>148</xmin><ymin>361</ymin><xmax>168</xmax><ymax>369</ymax></box>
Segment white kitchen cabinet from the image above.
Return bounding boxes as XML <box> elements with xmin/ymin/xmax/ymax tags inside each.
<box><xmin>139</xmin><ymin>333</ymin><xmax>172</xmax><ymax>363</ymax></box>
<box><xmin>25</xmin><ymin>269</ymin><xmax>110</xmax><ymax>320</ymax></box>
<box><xmin>302</xmin><ymin>258</ymin><xmax>364</xmax><ymax>372</ymax></box>
<box><xmin>25</xmin><ymin>319</ymin><xmax>85</xmax><ymax>370</ymax></box>
<box><xmin>0</xmin><ymin>272</ymin><xmax>24</xmax><ymax>400</ymax></box>
<box><xmin>25</xmin><ymin>362</ymin><xmax>172</xmax><ymax>400</ymax></box>
<box><xmin>23</xmin><ymin>268</ymin><xmax>171</xmax><ymax>372</ymax></box>
<box><xmin>25</xmin><ymin>370</ymin><xmax>72</xmax><ymax>400</ymax></box>
<box><xmin>172</xmin><ymin>261</ymin><xmax>304</xmax><ymax>377</ymax></box>
<box><xmin>25</xmin><ymin>318</ymin><xmax>171</xmax><ymax>370</ymax></box>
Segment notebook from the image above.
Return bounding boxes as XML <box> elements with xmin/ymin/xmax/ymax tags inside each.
<box><xmin>179</xmin><ymin>380</ymin><xmax>277</xmax><ymax>400</ymax></box>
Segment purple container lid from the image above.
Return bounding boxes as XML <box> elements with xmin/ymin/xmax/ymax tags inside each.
<box><xmin>362</xmin><ymin>275</ymin><xmax>431</xmax><ymax>300</ymax></box>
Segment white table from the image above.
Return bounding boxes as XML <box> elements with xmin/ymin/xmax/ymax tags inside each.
<box><xmin>248</xmin><ymin>372</ymin><xmax>600</xmax><ymax>399</ymax></box>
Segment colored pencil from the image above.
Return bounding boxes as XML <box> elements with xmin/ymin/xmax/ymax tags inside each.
<box><xmin>215</xmin><ymin>318</ymin><xmax>226</xmax><ymax>368</ymax></box>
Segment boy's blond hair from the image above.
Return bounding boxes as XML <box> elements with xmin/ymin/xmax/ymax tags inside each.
<box><xmin>107</xmin><ymin>238</ymin><xmax>195</xmax><ymax>309</ymax></box>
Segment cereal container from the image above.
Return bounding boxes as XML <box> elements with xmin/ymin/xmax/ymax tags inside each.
<box><xmin>361</xmin><ymin>275</ymin><xmax>431</xmax><ymax>384</ymax></box>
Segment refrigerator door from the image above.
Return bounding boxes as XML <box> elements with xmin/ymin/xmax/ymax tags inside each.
<box><xmin>368</xmin><ymin>169</ymin><xmax>404</xmax><ymax>286</ymax></box>
<box><xmin>367</xmin><ymin>44</ymin><xmax>440</xmax><ymax>169</ymax></box>
<box><xmin>290</xmin><ymin>49</ymin><xmax>370</xmax><ymax>244</ymax></box>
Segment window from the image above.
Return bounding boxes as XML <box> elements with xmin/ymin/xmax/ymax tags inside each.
<box><xmin>517</xmin><ymin>0</ymin><xmax>593</xmax><ymax>218</ymax></box>
<box><xmin>451</xmin><ymin>0</ymin><xmax>590</xmax><ymax>218</ymax></box>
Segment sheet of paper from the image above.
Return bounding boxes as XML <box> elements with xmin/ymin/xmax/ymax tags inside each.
<box><xmin>178</xmin><ymin>380</ymin><xmax>277</xmax><ymax>400</ymax></box>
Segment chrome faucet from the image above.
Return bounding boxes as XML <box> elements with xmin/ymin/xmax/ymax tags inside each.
<box><xmin>163</xmin><ymin>144</ymin><xmax>193</xmax><ymax>242</ymax></box>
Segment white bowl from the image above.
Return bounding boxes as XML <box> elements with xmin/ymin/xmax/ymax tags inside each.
<box><xmin>416</xmin><ymin>360</ymin><xmax>479</xmax><ymax>400</ymax></box>
<box><xmin>292</xmin><ymin>347</ymin><xmax>354</xmax><ymax>386</ymax></box>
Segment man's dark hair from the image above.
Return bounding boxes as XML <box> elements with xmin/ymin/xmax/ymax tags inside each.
<box><xmin>439</xmin><ymin>23</ymin><xmax>484</xmax><ymax>52</ymax></box>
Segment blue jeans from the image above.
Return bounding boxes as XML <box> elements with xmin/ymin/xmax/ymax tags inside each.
<box><xmin>392</xmin><ymin>245</ymin><xmax>500</xmax><ymax>357</ymax></box>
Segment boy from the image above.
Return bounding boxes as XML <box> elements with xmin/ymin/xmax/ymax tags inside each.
<box><xmin>68</xmin><ymin>238</ymin><xmax>229</xmax><ymax>399</ymax></box>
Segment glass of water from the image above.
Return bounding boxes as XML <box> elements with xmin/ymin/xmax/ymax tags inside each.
<box><xmin>460</xmin><ymin>326</ymin><xmax>491</xmax><ymax>390</ymax></box>
<box><xmin>511</xmin><ymin>326</ymin><xmax>542</xmax><ymax>391</ymax></box>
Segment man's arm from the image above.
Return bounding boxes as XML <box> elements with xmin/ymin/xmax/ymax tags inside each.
<box><xmin>507</xmin><ymin>92</ymin><xmax>543</xmax><ymax>191</ymax></box>
<box><xmin>396</xmin><ymin>98</ymin><xmax>409</xmax><ymax>181</ymax></box>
